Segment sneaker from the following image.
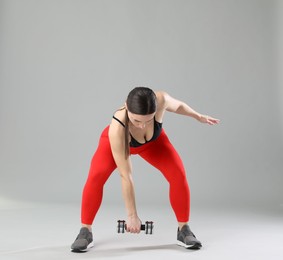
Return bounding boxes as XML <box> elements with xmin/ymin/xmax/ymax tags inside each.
<box><xmin>177</xmin><ymin>224</ymin><xmax>202</xmax><ymax>249</ymax></box>
<box><xmin>71</xmin><ymin>227</ymin><xmax>94</xmax><ymax>252</ymax></box>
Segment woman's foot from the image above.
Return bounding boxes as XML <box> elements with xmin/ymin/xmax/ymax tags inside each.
<box><xmin>177</xmin><ymin>224</ymin><xmax>202</xmax><ymax>249</ymax></box>
<box><xmin>71</xmin><ymin>227</ymin><xmax>94</xmax><ymax>252</ymax></box>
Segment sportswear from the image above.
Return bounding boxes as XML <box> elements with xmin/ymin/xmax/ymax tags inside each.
<box><xmin>112</xmin><ymin>115</ymin><xmax>162</xmax><ymax>147</ymax></box>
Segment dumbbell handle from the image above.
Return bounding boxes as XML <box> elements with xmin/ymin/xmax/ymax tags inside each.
<box><xmin>140</xmin><ymin>224</ymin><xmax>146</xmax><ymax>231</ymax></box>
<box><xmin>117</xmin><ymin>220</ymin><xmax>154</xmax><ymax>234</ymax></box>
<box><xmin>125</xmin><ymin>223</ymin><xmax>148</xmax><ymax>230</ymax></box>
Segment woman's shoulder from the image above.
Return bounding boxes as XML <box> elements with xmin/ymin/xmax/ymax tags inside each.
<box><xmin>109</xmin><ymin>107</ymin><xmax>126</xmax><ymax>140</ymax></box>
<box><xmin>155</xmin><ymin>91</ymin><xmax>168</xmax><ymax>110</ymax></box>
<box><xmin>155</xmin><ymin>90</ymin><xmax>167</xmax><ymax>101</ymax></box>
<box><xmin>112</xmin><ymin>106</ymin><xmax>126</xmax><ymax>125</ymax></box>
<box><xmin>154</xmin><ymin>91</ymin><xmax>167</xmax><ymax>122</ymax></box>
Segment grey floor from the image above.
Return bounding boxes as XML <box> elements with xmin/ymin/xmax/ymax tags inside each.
<box><xmin>0</xmin><ymin>199</ymin><xmax>282</xmax><ymax>260</ymax></box>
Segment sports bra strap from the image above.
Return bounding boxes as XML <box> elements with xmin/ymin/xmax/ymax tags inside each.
<box><xmin>112</xmin><ymin>115</ymin><xmax>125</xmax><ymax>127</ymax></box>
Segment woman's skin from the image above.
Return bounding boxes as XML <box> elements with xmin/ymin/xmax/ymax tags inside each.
<box><xmin>82</xmin><ymin>91</ymin><xmax>219</xmax><ymax>233</ymax></box>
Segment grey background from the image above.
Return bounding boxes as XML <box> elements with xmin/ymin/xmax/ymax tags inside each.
<box><xmin>0</xmin><ymin>0</ymin><xmax>282</xmax><ymax>212</ymax></box>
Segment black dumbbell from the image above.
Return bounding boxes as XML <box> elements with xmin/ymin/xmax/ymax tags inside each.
<box><xmin>117</xmin><ymin>220</ymin><xmax>154</xmax><ymax>234</ymax></box>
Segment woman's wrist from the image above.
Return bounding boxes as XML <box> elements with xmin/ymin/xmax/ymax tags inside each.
<box><xmin>127</xmin><ymin>211</ymin><xmax>138</xmax><ymax>218</ymax></box>
<box><xmin>194</xmin><ymin>113</ymin><xmax>202</xmax><ymax>121</ymax></box>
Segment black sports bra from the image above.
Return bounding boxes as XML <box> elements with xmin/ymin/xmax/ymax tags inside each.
<box><xmin>112</xmin><ymin>115</ymin><xmax>163</xmax><ymax>147</ymax></box>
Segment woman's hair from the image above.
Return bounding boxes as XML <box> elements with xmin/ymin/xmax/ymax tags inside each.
<box><xmin>124</xmin><ymin>87</ymin><xmax>157</xmax><ymax>158</ymax></box>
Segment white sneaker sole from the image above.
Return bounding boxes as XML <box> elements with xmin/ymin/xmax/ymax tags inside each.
<box><xmin>71</xmin><ymin>241</ymin><xmax>94</xmax><ymax>252</ymax></box>
<box><xmin>177</xmin><ymin>240</ymin><xmax>202</xmax><ymax>249</ymax></box>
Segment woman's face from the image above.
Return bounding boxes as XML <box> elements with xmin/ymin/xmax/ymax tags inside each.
<box><xmin>127</xmin><ymin>111</ymin><xmax>155</xmax><ymax>129</ymax></box>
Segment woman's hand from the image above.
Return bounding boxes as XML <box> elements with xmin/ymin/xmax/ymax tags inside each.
<box><xmin>126</xmin><ymin>215</ymin><xmax>142</xmax><ymax>233</ymax></box>
<box><xmin>199</xmin><ymin>115</ymin><xmax>220</xmax><ymax>125</ymax></box>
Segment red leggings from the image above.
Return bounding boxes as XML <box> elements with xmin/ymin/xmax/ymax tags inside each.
<box><xmin>81</xmin><ymin>126</ymin><xmax>190</xmax><ymax>225</ymax></box>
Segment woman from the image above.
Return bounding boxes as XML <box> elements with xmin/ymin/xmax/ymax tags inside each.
<box><xmin>71</xmin><ymin>87</ymin><xmax>219</xmax><ymax>251</ymax></box>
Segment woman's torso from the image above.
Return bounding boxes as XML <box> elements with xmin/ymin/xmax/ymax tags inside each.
<box><xmin>112</xmin><ymin>91</ymin><xmax>165</xmax><ymax>146</ymax></box>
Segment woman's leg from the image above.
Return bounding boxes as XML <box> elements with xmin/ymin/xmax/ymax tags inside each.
<box><xmin>138</xmin><ymin>130</ymin><xmax>190</xmax><ymax>226</ymax></box>
<box><xmin>71</xmin><ymin>126</ymin><xmax>117</xmax><ymax>252</ymax></box>
<box><xmin>81</xmin><ymin>126</ymin><xmax>117</xmax><ymax>226</ymax></box>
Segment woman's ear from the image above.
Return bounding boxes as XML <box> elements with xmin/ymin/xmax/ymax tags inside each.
<box><xmin>124</xmin><ymin>102</ymin><xmax>128</xmax><ymax>110</ymax></box>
